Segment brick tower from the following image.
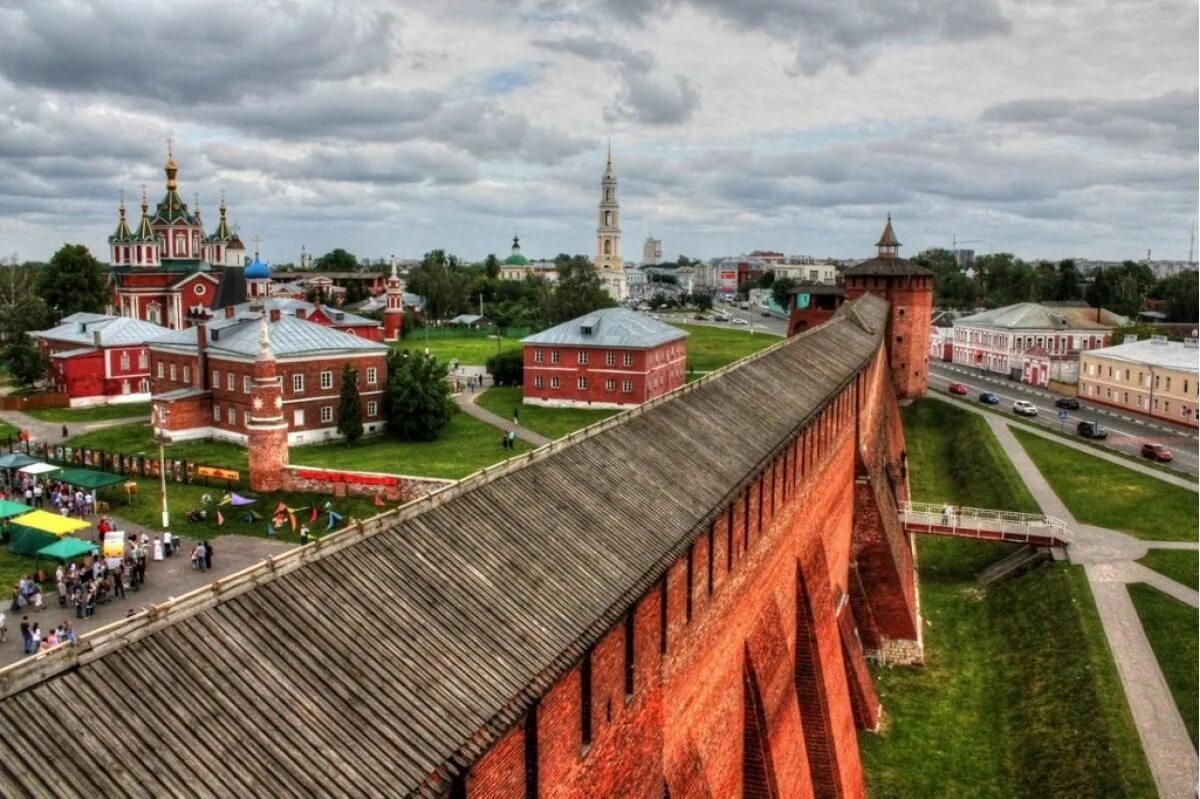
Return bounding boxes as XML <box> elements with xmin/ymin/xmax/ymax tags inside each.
<box><xmin>383</xmin><ymin>260</ymin><xmax>405</xmax><ymax>342</ymax></box>
<box><xmin>843</xmin><ymin>216</ymin><xmax>933</xmax><ymax>399</ymax></box>
<box><xmin>246</xmin><ymin>315</ymin><xmax>289</xmax><ymax>492</ymax></box>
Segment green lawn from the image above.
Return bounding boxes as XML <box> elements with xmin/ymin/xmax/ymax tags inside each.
<box><xmin>393</xmin><ymin>333</ymin><xmax>521</xmax><ymax>366</ymax></box>
<box><xmin>475</xmin><ymin>386</ymin><xmax>618</xmax><ymax>441</ymax></box>
<box><xmin>0</xmin><ymin>420</ymin><xmax>17</xmax><ymax>439</ymax></box>
<box><xmin>66</xmin><ymin>424</ymin><xmax>249</xmax><ymax>472</ymax></box>
<box><xmin>901</xmin><ymin>398</ymin><xmax>1039</xmax><ymax>513</ymax></box>
<box><xmin>863</xmin><ymin>397</ymin><xmax>1155</xmax><ymax>797</ymax></box>
<box><xmin>1138</xmin><ymin>549</ymin><xmax>1199</xmax><ymax>590</ymax></box>
<box><xmin>1011</xmin><ymin>427</ymin><xmax>1198</xmax><ymax>541</ymax></box>
<box><xmin>1128</xmin><ymin>583</ymin><xmax>1199</xmax><ymax>746</ymax></box>
<box><xmin>671</xmin><ymin>324</ymin><xmax>780</xmax><ymax>372</ymax></box>
<box><xmin>292</xmin><ymin>411</ymin><xmax>532</xmax><ymax>479</ymax></box>
<box><xmin>25</xmin><ymin>402</ymin><xmax>152</xmax><ymax>423</ymax></box>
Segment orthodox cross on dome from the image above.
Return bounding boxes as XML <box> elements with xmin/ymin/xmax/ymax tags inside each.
<box><xmin>252</xmin><ymin>234</ymin><xmax>262</xmax><ymax>257</ymax></box>
<box><xmin>166</xmin><ymin>135</ymin><xmax>173</xmax><ymax>159</ymax></box>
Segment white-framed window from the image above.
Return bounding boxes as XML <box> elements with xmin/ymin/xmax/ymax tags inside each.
<box><xmin>622</xmin><ymin>380</ymin><xmax>633</xmax><ymax>393</ymax></box>
<box><xmin>183</xmin><ymin>366</ymin><xmax>191</xmax><ymax>384</ymax></box>
<box><xmin>156</xmin><ymin>362</ymin><xmax>164</xmax><ymax>379</ymax></box>
<box><xmin>321</xmin><ymin>406</ymin><xmax>333</xmax><ymax>423</ymax></box>
<box><xmin>227</xmin><ymin>373</ymin><xmax>235</xmax><ymax>391</ymax></box>
<box><xmin>120</xmin><ymin>352</ymin><xmax>130</xmax><ymax>371</ymax></box>
<box><xmin>578</xmin><ymin>350</ymin><xmax>589</xmax><ymax>365</ymax></box>
<box><xmin>551</xmin><ymin>350</ymin><xmax>560</xmax><ymax>364</ymax></box>
<box><xmin>169</xmin><ymin>364</ymin><xmax>177</xmax><ymax>381</ymax></box>
<box><xmin>139</xmin><ymin>378</ymin><xmax>150</xmax><ymax>393</ymax></box>
<box><xmin>577</xmin><ymin>377</ymin><xmax>588</xmax><ymax>390</ymax></box>
<box><xmin>550</xmin><ymin>377</ymin><xmax>560</xmax><ymax>389</ymax></box>
<box><xmin>534</xmin><ymin>349</ymin><xmax>544</xmax><ymax>364</ymax></box>
<box><xmin>243</xmin><ymin>376</ymin><xmax>251</xmax><ymax>394</ymax></box>
<box><xmin>213</xmin><ymin>370</ymin><xmax>220</xmax><ymax>388</ymax></box>
<box><xmin>623</xmin><ymin>352</ymin><xmax>633</xmax><ymax>367</ymax></box>
<box><xmin>605</xmin><ymin>379</ymin><xmax>615</xmax><ymax>392</ymax></box>
<box><xmin>138</xmin><ymin>351</ymin><xmax>148</xmax><ymax>370</ymax></box>
<box><xmin>367</xmin><ymin>401</ymin><xmax>378</xmax><ymax>417</ymax></box>
<box><xmin>227</xmin><ymin>407</ymin><xmax>236</xmax><ymax>425</ymax></box>
<box><xmin>293</xmin><ymin>374</ymin><xmax>305</xmax><ymax>393</ymax></box>
<box><xmin>293</xmin><ymin>409</ymin><xmax>305</xmax><ymax>427</ymax></box>
<box><xmin>320</xmin><ymin>370</ymin><xmax>333</xmax><ymax>390</ymax></box>
<box><xmin>534</xmin><ymin>376</ymin><xmax>544</xmax><ymax>388</ymax></box>
<box><xmin>366</xmin><ymin>367</ymin><xmax>377</xmax><ymax>386</ymax></box>
<box><xmin>605</xmin><ymin>351</ymin><xmax>615</xmax><ymax>366</ymax></box>
<box><xmin>213</xmin><ymin>404</ymin><xmax>221</xmax><ymax>421</ymax></box>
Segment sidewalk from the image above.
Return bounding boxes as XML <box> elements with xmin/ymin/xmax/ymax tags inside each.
<box><xmin>452</xmin><ymin>375</ymin><xmax>551</xmax><ymax>448</ymax></box>
<box><xmin>983</xmin><ymin>414</ymin><xmax>1198</xmax><ymax>799</ymax></box>
<box><xmin>0</xmin><ymin>408</ymin><xmax>145</xmax><ymax>448</ymax></box>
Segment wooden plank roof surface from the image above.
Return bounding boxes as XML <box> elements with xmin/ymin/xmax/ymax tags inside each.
<box><xmin>0</xmin><ymin>295</ymin><xmax>888</xmax><ymax>799</ymax></box>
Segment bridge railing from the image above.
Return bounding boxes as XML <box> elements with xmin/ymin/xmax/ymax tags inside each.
<box><xmin>899</xmin><ymin>501</ymin><xmax>1071</xmax><ymax>545</ymax></box>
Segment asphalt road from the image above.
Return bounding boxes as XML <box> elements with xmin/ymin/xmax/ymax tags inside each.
<box><xmin>929</xmin><ymin>361</ymin><xmax>1200</xmax><ymax>478</ymax></box>
<box><xmin>660</xmin><ymin>303</ymin><xmax>788</xmax><ymax>337</ymax></box>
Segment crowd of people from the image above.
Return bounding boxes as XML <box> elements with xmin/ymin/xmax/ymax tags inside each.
<box><xmin>1</xmin><ymin>473</ymin><xmax>98</xmax><ymax>518</ymax></box>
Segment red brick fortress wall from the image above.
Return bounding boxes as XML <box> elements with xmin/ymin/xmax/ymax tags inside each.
<box><xmin>464</xmin><ymin>348</ymin><xmax>919</xmax><ymax>798</ymax></box>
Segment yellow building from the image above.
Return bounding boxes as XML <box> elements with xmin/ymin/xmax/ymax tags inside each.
<box><xmin>1078</xmin><ymin>335</ymin><xmax>1199</xmax><ymax>428</ymax></box>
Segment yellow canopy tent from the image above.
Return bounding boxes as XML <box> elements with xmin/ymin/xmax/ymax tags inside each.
<box><xmin>9</xmin><ymin>511</ymin><xmax>90</xmax><ymax>536</ymax></box>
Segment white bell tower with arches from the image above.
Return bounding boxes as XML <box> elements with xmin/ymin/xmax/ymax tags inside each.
<box><xmin>594</xmin><ymin>142</ymin><xmax>626</xmax><ymax>299</ymax></box>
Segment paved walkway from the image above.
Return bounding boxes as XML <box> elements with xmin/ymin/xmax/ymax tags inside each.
<box><xmin>983</xmin><ymin>414</ymin><xmax>1198</xmax><ymax>798</ymax></box>
<box><xmin>0</xmin><ymin>522</ymin><xmax>292</xmax><ymax>670</ymax></box>
<box><xmin>0</xmin><ymin>408</ymin><xmax>146</xmax><ymax>448</ymax></box>
<box><xmin>451</xmin><ymin>373</ymin><xmax>552</xmax><ymax>448</ymax></box>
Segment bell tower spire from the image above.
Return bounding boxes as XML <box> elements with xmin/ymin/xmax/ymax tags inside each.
<box><xmin>595</xmin><ymin>142</ymin><xmax>625</xmax><ymax>299</ymax></box>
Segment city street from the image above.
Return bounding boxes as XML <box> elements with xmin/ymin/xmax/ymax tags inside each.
<box><xmin>929</xmin><ymin>361</ymin><xmax>1199</xmax><ymax>477</ymax></box>
<box><xmin>659</xmin><ymin>302</ymin><xmax>788</xmax><ymax>337</ymax></box>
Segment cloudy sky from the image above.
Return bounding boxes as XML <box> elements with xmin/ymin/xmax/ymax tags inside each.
<box><xmin>0</xmin><ymin>0</ymin><xmax>1196</xmax><ymax>265</ymax></box>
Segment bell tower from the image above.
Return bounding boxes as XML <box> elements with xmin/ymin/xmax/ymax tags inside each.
<box><xmin>594</xmin><ymin>142</ymin><xmax>626</xmax><ymax>299</ymax></box>
<box><xmin>383</xmin><ymin>260</ymin><xmax>405</xmax><ymax>341</ymax></box>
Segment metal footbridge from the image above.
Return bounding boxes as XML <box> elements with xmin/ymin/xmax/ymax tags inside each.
<box><xmin>899</xmin><ymin>501</ymin><xmax>1070</xmax><ymax>547</ymax></box>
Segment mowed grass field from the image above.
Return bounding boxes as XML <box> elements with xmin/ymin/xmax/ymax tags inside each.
<box><xmin>25</xmin><ymin>402</ymin><xmax>152</xmax><ymax>423</ymax></box>
<box><xmin>1138</xmin><ymin>550</ymin><xmax>1198</xmax><ymax>590</ymax></box>
<box><xmin>1011</xmin><ymin>427</ymin><xmax>1198</xmax><ymax>541</ymax></box>
<box><xmin>1128</xmin><ymin>583</ymin><xmax>1199</xmax><ymax>746</ymax></box>
<box><xmin>861</xmin><ymin>398</ymin><xmax>1154</xmax><ymax>797</ymax></box>
<box><xmin>66</xmin><ymin>424</ymin><xmax>249</xmax><ymax>472</ymax></box>
<box><xmin>475</xmin><ymin>386</ymin><xmax>618</xmax><ymax>441</ymax></box>
<box><xmin>393</xmin><ymin>333</ymin><xmax>521</xmax><ymax>366</ymax></box>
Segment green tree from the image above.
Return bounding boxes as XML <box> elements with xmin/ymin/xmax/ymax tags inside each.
<box><xmin>4</xmin><ymin>337</ymin><xmax>48</xmax><ymax>388</ymax></box>
<box><xmin>484</xmin><ymin>253</ymin><xmax>500</xmax><ymax>279</ymax></box>
<box><xmin>0</xmin><ymin>259</ymin><xmax>51</xmax><ymax>344</ymax></box>
<box><xmin>37</xmin><ymin>245</ymin><xmax>109</xmax><ymax>318</ymax></box>
<box><xmin>1154</xmin><ymin>270</ymin><xmax>1199</xmax><ymax>323</ymax></box>
<box><xmin>343</xmin><ymin>279</ymin><xmax>367</xmax><ymax>305</ymax></box>
<box><xmin>547</xmin><ymin>256</ymin><xmax>614</xmax><ymax>323</ymax></box>
<box><xmin>1054</xmin><ymin>259</ymin><xmax>1083</xmax><ymax>301</ymax></box>
<box><xmin>337</xmin><ymin>363</ymin><xmax>364</xmax><ymax>445</ymax></box>
<box><xmin>408</xmin><ymin>250</ymin><xmax>470</xmax><ymax>322</ymax></box>
<box><xmin>315</xmin><ymin>248</ymin><xmax>359</xmax><ymax>272</ymax></box>
<box><xmin>384</xmin><ymin>350</ymin><xmax>454</xmax><ymax>441</ymax></box>
<box><xmin>692</xmin><ymin>292</ymin><xmax>713</xmax><ymax>312</ymax></box>
<box><xmin>486</xmin><ymin>350</ymin><xmax>524</xmax><ymax>386</ymax></box>
<box><xmin>757</xmin><ymin>270</ymin><xmax>776</xmax><ymax>289</ymax></box>
<box><xmin>771</xmin><ymin>277</ymin><xmax>797</xmax><ymax>309</ymax></box>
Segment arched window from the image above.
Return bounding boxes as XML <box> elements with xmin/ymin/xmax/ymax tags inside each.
<box><xmin>604</xmin><ymin>210</ymin><xmax>613</xmax><ymax>226</ymax></box>
<box><xmin>605</xmin><ymin>189</ymin><xmax>612</xmax><ymax>203</ymax></box>
<box><xmin>604</xmin><ymin>239</ymin><xmax>612</xmax><ymax>255</ymax></box>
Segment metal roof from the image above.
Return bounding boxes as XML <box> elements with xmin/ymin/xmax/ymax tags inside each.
<box><xmin>31</xmin><ymin>315</ymin><xmax>170</xmax><ymax>348</ymax></box>
<box><xmin>955</xmin><ymin>302</ymin><xmax>1121</xmax><ymax>331</ymax></box>
<box><xmin>151</xmin><ymin>314</ymin><xmax>387</xmax><ymax>358</ymax></box>
<box><xmin>0</xmin><ymin>295</ymin><xmax>888</xmax><ymax>798</ymax></box>
<box><xmin>522</xmin><ymin>307</ymin><xmax>688</xmax><ymax>349</ymax></box>
<box><xmin>1084</xmin><ymin>337</ymin><xmax>1200</xmax><ymax>373</ymax></box>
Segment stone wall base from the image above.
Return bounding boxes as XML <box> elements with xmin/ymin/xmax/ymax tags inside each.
<box><xmin>865</xmin><ymin>636</ymin><xmax>924</xmax><ymax>667</ymax></box>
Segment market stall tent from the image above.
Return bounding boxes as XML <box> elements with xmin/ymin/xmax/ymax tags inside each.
<box><xmin>36</xmin><ymin>536</ymin><xmax>95</xmax><ymax>563</ymax></box>
<box><xmin>7</xmin><ymin>511</ymin><xmax>90</xmax><ymax>556</ymax></box>
<box><xmin>16</xmin><ymin>462</ymin><xmax>60</xmax><ymax>477</ymax></box>
<box><xmin>0</xmin><ymin>500</ymin><xmax>30</xmax><ymax>521</ymax></box>
<box><xmin>0</xmin><ymin>453</ymin><xmax>37</xmax><ymax>470</ymax></box>
<box><xmin>53</xmin><ymin>468</ymin><xmax>126</xmax><ymax>491</ymax></box>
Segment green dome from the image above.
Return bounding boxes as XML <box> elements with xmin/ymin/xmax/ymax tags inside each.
<box><xmin>504</xmin><ymin>253</ymin><xmax>529</xmax><ymax>266</ymax></box>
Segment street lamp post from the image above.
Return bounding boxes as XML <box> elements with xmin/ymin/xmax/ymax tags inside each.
<box><xmin>153</xmin><ymin>405</ymin><xmax>169</xmax><ymax>529</ymax></box>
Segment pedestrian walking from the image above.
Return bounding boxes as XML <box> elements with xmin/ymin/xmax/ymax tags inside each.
<box><xmin>513</xmin><ymin>408</ymin><xmax>520</xmax><ymax>426</ymax></box>
<box><xmin>204</xmin><ymin>538</ymin><xmax>213</xmax><ymax>571</ymax></box>
<box><xmin>61</xmin><ymin>425</ymin><xmax>68</xmax><ymax>439</ymax></box>
<box><xmin>19</xmin><ymin>616</ymin><xmax>30</xmax><ymax>653</ymax></box>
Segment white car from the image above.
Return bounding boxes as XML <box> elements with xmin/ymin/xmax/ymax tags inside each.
<box><xmin>731</xmin><ymin>318</ymin><xmax>748</xmax><ymax>326</ymax></box>
<box><xmin>1012</xmin><ymin>400</ymin><xmax>1038</xmax><ymax>417</ymax></box>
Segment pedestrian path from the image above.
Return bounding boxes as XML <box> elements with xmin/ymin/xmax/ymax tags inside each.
<box><xmin>0</xmin><ymin>408</ymin><xmax>145</xmax><ymax>448</ymax></box>
<box><xmin>983</xmin><ymin>414</ymin><xmax>1198</xmax><ymax>798</ymax></box>
<box><xmin>452</xmin><ymin>377</ymin><xmax>551</xmax><ymax>447</ymax></box>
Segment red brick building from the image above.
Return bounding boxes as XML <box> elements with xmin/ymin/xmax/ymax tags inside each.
<box><xmin>522</xmin><ymin>308</ymin><xmax>688</xmax><ymax>408</ymax></box>
<box><xmin>841</xmin><ymin>216</ymin><xmax>933</xmax><ymax>400</ymax></box>
<box><xmin>29</xmin><ymin>313</ymin><xmax>170</xmax><ymax>406</ymax></box>
<box><xmin>786</xmin><ymin>282</ymin><xmax>848</xmax><ymax>336</ymax></box>
<box><xmin>149</xmin><ymin>307</ymin><xmax>389</xmax><ymax>447</ymax></box>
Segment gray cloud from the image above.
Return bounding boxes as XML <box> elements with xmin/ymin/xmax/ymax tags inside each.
<box><xmin>0</xmin><ymin>1</ymin><xmax>395</xmax><ymax>103</ymax></box>
<box><xmin>981</xmin><ymin>89</ymin><xmax>1199</xmax><ymax>153</ymax></box>
<box><xmin>605</xmin><ymin>68</ymin><xmax>700</xmax><ymax>125</ymax></box>
<box><xmin>532</xmin><ymin>35</ymin><xmax>656</xmax><ymax>71</ymax></box>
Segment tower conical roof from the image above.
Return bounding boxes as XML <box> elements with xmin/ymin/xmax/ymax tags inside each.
<box><xmin>109</xmin><ymin>194</ymin><xmax>133</xmax><ymax>243</ymax></box>
<box><xmin>876</xmin><ymin>214</ymin><xmax>901</xmax><ymax>250</ymax></box>
<box><xmin>133</xmin><ymin>189</ymin><xmax>156</xmax><ymax>242</ymax></box>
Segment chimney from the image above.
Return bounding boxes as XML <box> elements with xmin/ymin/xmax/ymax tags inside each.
<box><xmin>225</xmin><ymin>306</ymin><xmax>236</xmax><ymax>319</ymax></box>
<box><xmin>296</xmin><ymin>308</ymin><xmax>307</xmax><ymax>321</ymax></box>
<box><xmin>269</xmin><ymin>308</ymin><xmax>282</xmax><ymax>323</ymax></box>
<box><xmin>93</xmin><ymin>331</ymin><xmax>102</xmax><ymax>347</ymax></box>
<box><xmin>196</xmin><ymin>322</ymin><xmax>207</xmax><ymax>351</ymax></box>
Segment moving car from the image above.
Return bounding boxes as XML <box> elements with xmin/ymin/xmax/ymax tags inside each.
<box><xmin>978</xmin><ymin>392</ymin><xmax>999</xmax><ymax>405</ymax></box>
<box><xmin>948</xmin><ymin>382</ymin><xmax>969</xmax><ymax>396</ymax></box>
<box><xmin>731</xmin><ymin>318</ymin><xmax>748</xmax><ymax>326</ymax></box>
<box><xmin>1140</xmin><ymin>443</ymin><xmax>1174</xmax><ymax>462</ymax></box>
<box><xmin>1013</xmin><ymin>400</ymin><xmax>1038</xmax><ymax>417</ymax></box>
<box><xmin>1054</xmin><ymin>397</ymin><xmax>1080</xmax><ymax>410</ymax></box>
<box><xmin>693</xmin><ymin>314</ymin><xmax>708</xmax><ymax>321</ymax></box>
<box><xmin>1076</xmin><ymin>421</ymin><xmax>1108</xmax><ymax>439</ymax></box>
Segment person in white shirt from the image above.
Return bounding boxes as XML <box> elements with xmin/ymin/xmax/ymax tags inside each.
<box><xmin>163</xmin><ymin>531</ymin><xmax>173</xmax><ymax>557</ymax></box>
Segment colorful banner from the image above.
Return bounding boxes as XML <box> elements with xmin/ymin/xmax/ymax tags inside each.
<box><xmin>197</xmin><ymin>465</ymin><xmax>241</xmax><ymax>481</ymax></box>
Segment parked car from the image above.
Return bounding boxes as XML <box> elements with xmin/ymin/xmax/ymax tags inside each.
<box><xmin>1013</xmin><ymin>400</ymin><xmax>1038</xmax><ymax>417</ymax></box>
<box><xmin>693</xmin><ymin>314</ymin><xmax>708</xmax><ymax>321</ymax></box>
<box><xmin>1054</xmin><ymin>397</ymin><xmax>1080</xmax><ymax>410</ymax></box>
<box><xmin>948</xmin><ymin>382</ymin><xmax>968</xmax><ymax>396</ymax></box>
<box><xmin>761</xmin><ymin>311</ymin><xmax>772</xmax><ymax>317</ymax></box>
<box><xmin>731</xmin><ymin>318</ymin><xmax>748</xmax><ymax>326</ymax></box>
<box><xmin>978</xmin><ymin>392</ymin><xmax>999</xmax><ymax>405</ymax></box>
<box><xmin>1140</xmin><ymin>443</ymin><xmax>1174</xmax><ymax>462</ymax></box>
<box><xmin>714</xmin><ymin>314</ymin><xmax>731</xmax><ymax>323</ymax></box>
<box><xmin>1076</xmin><ymin>421</ymin><xmax>1108</xmax><ymax>439</ymax></box>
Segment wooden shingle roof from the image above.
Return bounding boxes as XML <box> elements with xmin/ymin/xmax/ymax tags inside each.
<box><xmin>0</xmin><ymin>295</ymin><xmax>889</xmax><ymax>799</ymax></box>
